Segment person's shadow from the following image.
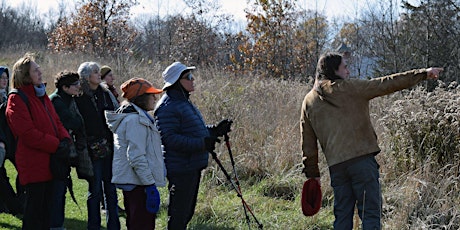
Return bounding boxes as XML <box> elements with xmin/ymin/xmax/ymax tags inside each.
<box><xmin>0</xmin><ymin>217</ymin><xmax>90</xmax><ymax>230</ymax></box>
<box><xmin>0</xmin><ymin>212</ymin><xmax>22</xmax><ymax>230</ymax></box>
<box><xmin>0</xmin><ymin>222</ymin><xmax>21</xmax><ymax>230</ymax></box>
<box><xmin>61</xmin><ymin>217</ymin><xmax>91</xmax><ymax>230</ymax></box>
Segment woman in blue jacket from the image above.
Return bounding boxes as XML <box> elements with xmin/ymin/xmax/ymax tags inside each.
<box><xmin>154</xmin><ymin>62</ymin><xmax>232</xmax><ymax>229</ymax></box>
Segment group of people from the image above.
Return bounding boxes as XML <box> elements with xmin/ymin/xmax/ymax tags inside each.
<box><xmin>0</xmin><ymin>53</ymin><xmax>232</xmax><ymax>230</ymax></box>
<box><xmin>0</xmin><ymin>51</ymin><xmax>444</xmax><ymax>230</ymax></box>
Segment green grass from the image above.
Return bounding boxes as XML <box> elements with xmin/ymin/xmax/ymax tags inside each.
<box><xmin>0</xmin><ymin>159</ymin><xmax>334</xmax><ymax>230</ymax></box>
<box><xmin>0</xmin><ymin>161</ymin><xmax>21</xmax><ymax>230</ymax></box>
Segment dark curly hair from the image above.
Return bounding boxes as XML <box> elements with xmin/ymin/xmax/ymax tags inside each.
<box><xmin>54</xmin><ymin>71</ymin><xmax>80</xmax><ymax>89</ymax></box>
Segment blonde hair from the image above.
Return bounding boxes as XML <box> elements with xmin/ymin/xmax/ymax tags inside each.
<box><xmin>12</xmin><ymin>53</ymin><xmax>35</xmax><ymax>89</ymax></box>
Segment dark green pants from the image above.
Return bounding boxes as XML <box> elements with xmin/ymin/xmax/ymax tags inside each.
<box><xmin>330</xmin><ymin>155</ymin><xmax>382</xmax><ymax>230</ymax></box>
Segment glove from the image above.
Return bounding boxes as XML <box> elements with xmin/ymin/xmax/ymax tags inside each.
<box><xmin>204</xmin><ymin>136</ymin><xmax>219</xmax><ymax>152</ymax></box>
<box><xmin>0</xmin><ymin>146</ymin><xmax>5</xmax><ymax>167</ymax></box>
<box><xmin>145</xmin><ymin>184</ymin><xmax>160</xmax><ymax>214</ymax></box>
<box><xmin>55</xmin><ymin>138</ymin><xmax>71</xmax><ymax>159</ymax></box>
<box><xmin>210</xmin><ymin>119</ymin><xmax>233</xmax><ymax>137</ymax></box>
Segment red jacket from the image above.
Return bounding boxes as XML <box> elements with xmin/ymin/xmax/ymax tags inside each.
<box><xmin>6</xmin><ymin>84</ymin><xmax>70</xmax><ymax>185</ymax></box>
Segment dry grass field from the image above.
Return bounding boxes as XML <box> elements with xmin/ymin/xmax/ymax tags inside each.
<box><xmin>0</xmin><ymin>49</ymin><xmax>459</xmax><ymax>229</ymax></box>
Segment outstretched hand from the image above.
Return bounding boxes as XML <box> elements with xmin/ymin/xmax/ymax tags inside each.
<box><xmin>426</xmin><ymin>67</ymin><xmax>443</xmax><ymax>79</ymax></box>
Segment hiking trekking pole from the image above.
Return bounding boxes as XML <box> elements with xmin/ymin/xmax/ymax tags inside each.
<box><xmin>224</xmin><ymin>134</ymin><xmax>251</xmax><ymax>228</ymax></box>
<box><xmin>210</xmin><ymin>150</ymin><xmax>263</xmax><ymax>229</ymax></box>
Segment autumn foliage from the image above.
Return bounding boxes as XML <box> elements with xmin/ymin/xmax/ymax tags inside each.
<box><xmin>48</xmin><ymin>0</ymin><xmax>138</xmax><ymax>56</ymax></box>
<box><xmin>230</xmin><ymin>0</ymin><xmax>328</xmax><ymax>79</ymax></box>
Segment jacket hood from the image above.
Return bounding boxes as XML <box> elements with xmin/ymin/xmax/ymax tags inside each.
<box><xmin>105</xmin><ymin>104</ymin><xmax>134</xmax><ymax>132</ymax></box>
<box><xmin>105</xmin><ymin>103</ymin><xmax>143</xmax><ymax>133</ymax></box>
<box><xmin>0</xmin><ymin>66</ymin><xmax>10</xmax><ymax>79</ymax></box>
<box><xmin>0</xmin><ymin>66</ymin><xmax>10</xmax><ymax>93</ymax></box>
<box><xmin>0</xmin><ymin>66</ymin><xmax>9</xmax><ymax>79</ymax></box>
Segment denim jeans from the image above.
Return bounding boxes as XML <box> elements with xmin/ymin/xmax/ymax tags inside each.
<box><xmin>167</xmin><ymin>170</ymin><xmax>201</xmax><ymax>230</ymax></box>
<box><xmin>87</xmin><ymin>156</ymin><xmax>120</xmax><ymax>230</ymax></box>
<box><xmin>330</xmin><ymin>155</ymin><xmax>382</xmax><ymax>230</ymax></box>
<box><xmin>50</xmin><ymin>178</ymin><xmax>68</xmax><ymax>229</ymax></box>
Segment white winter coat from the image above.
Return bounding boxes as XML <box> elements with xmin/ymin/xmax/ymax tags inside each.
<box><xmin>105</xmin><ymin>103</ymin><xmax>166</xmax><ymax>187</ymax></box>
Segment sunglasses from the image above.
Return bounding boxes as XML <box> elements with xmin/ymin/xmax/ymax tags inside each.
<box><xmin>181</xmin><ymin>73</ymin><xmax>194</xmax><ymax>81</ymax></box>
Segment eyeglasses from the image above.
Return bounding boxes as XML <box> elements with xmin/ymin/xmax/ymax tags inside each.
<box><xmin>0</xmin><ymin>77</ymin><xmax>8</xmax><ymax>80</ymax></box>
<box><xmin>181</xmin><ymin>73</ymin><xmax>194</xmax><ymax>81</ymax></box>
<box><xmin>69</xmin><ymin>81</ymin><xmax>81</xmax><ymax>86</ymax></box>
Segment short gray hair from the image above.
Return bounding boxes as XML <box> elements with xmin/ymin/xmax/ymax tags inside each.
<box><xmin>77</xmin><ymin>62</ymin><xmax>100</xmax><ymax>79</ymax></box>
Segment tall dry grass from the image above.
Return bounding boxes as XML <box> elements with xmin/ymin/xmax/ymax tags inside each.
<box><xmin>374</xmin><ymin>83</ymin><xmax>460</xmax><ymax>229</ymax></box>
<box><xmin>2</xmin><ymin>50</ymin><xmax>460</xmax><ymax>228</ymax></box>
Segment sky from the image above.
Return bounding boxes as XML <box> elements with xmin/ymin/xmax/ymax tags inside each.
<box><xmin>8</xmin><ymin>0</ymin><xmax>420</xmax><ymax>22</ymax></box>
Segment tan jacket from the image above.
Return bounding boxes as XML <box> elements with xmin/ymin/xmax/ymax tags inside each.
<box><xmin>301</xmin><ymin>69</ymin><xmax>428</xmax><ymax>177</ymax></box>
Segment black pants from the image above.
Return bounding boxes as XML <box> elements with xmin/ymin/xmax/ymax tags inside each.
<box><xmin>167</xmin><ymin>170</ymin><xmax>202</xmax><ymax>230</ymax></box>
<box><xmin>0</xmin><ymin>160</ymin><xmax>24</xmax><ymax>215</ymax></box>
<box><xmin>22</xmin><ymin>181</ymin><xmax>52</xmax><ymax>230</ymax></box>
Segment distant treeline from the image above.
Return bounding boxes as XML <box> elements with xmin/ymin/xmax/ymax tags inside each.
<box><xmin>1</xmin><ymin>0</ymin><xmax>459</xmax><ymax>86</ymax></box>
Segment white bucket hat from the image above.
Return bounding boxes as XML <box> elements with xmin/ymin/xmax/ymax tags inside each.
<box><xmin>162</xmin><ymin>62</ymin><xmax>196</xmax><ymax>90</ymax></box>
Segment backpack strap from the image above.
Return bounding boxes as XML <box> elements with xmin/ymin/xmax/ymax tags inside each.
<box><xmin>8</xmin><ymin>89</ymin><xmax>31</xmax><ymax>117</ymax></box>
<box><xmin>2</xmin><ymin>89</ymin><xmax>32</xmax><ymax>157</ymax></box>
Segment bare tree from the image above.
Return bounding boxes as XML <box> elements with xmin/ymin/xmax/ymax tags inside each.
<box><xmin>0</xmin><ymin>0</ymin><xmax>47</xmax><ymax>49</ymax></box>
<box><xmin>131</xmin><ymin>0</ymin><xmax>236</xmax><ymax>68</ymax></box>
<box><xmin>400</xmin><ymin>0</ymin><xmax>460</xmax><ymax>84</ymax></box>
<box><xmin>357</xmin><ymin>0</ymin><xmax>460</xmax><ymax>85</ymax></box>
